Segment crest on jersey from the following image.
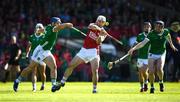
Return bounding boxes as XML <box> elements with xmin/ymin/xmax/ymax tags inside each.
<box><xmin>89</xmin><ymin>31</ymin><xmax>98</xmax><ymax>40</ymax></box>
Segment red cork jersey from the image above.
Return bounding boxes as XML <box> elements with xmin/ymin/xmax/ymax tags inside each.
<box><xmin>83</xmin><ymin>29</ymin><xmax>101</xmax><ymax>49</ymax></box>
<box><xmin>83</xmin><ymin>29</ymin><xmax>101</xmax><ymax>54</ymax></box>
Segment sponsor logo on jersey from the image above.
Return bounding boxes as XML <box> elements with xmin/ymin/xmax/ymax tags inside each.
<box><xmin>89</xmin><ymin>31</ymin><xmax>98</xmax><ymax>40</ymax></box>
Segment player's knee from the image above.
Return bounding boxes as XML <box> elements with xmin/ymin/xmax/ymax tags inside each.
<box><xmin>44</xmin><ymin>74</ymin><xmax>46</xmax><ymax>78</ymax></box>
<box><xmin>140</xmin><ymin>69</ymin><xmax>145</xmax><ymax>74</ymax></box>
<box><xmin>138</xmin><ymin>68</ymin><xmax>143</xmax><ymax>72</ymax></box>
<box><xmin>50</xmin><ymin>64</ymin><xmax>57</xmax><ymax>70</ymax></box>
<box><xmin>149</xmin><ymin>70</ymin><xmax>154</xmax><ymax>74</ymax></box>
<box><xmin>67</xmin><ymin>67</ymin><xmax>74</xmax><ymax>73</ymax></box>
<box><xmin>157</xmin><ymin>69</ymin><xmax>163</xmax><ymax>73</ymax></box>
<box><xmin>54</xmin><ymin>65</ymin><xmax>57</xmax><ymax>70</ymax></box>
<box><xmin>68</xmin><ymin>64</ymin><xmax>76</xmax><ymax>69</ymax></box>
<box><xmin>92</xmin><ymin>69</ymin><xmax>98</xmax><ymax>74</ymax></box>
<box><xmin>92</xmin><ymin>72</ymin><xmax>98</xmax><ymax>76</ymax></box>
<box><xmin>32</xmin><ymin>72</ymin><xmax>36</xmax><ymax>76</ymax></box>
<box><xmin>95</xmin><ymin>68</ymin><xmax>99</xmax><ymax>72</ymax></box>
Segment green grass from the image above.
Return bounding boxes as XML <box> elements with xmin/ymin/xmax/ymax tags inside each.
<box><xmin>0</xmin><ymin>82</ymin><xmax>180</xmax><ymax>102</ymax></box>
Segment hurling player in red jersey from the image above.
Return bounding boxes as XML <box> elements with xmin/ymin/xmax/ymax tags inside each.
<box><xmin>58</xmin><ymin>15</ymin><xmax>108</xmax><ymax>93</ymax></box>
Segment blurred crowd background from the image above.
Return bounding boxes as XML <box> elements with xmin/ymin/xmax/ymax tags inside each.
<box><xmin>0</xmin><ymin>0</ymin><xmax>180</xmax><ymax>82</ymax></box>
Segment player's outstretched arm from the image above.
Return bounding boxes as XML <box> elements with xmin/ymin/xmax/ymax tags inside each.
<box><xmin>53</xmin><ymin>23</ymin><xmax>73</xmax><ymax>32</ymax></box>
<box><xmin>15</xmin><ymin>48</ymin><xmax>22</xmax><ymax>60</ymax></box>
<box><xmin>26</xmin><ymin>42</ymin><xmax>31</xmax><ymax>58</ymax></box>
<box><xmin>96</xmin><ymin>35</ymin><xmax>106</xmax><ymax>44</ymax></box>
<box><xmin>128</xmin><ymin>38</ymin><xmax>149</xmax><ymax>55</ymax></box>
<box><xmin>96</xmin><ymin>28</ymin><xmax>108</xmax><ymax>44</ymax></box>
<box><xmin>167</xmin><ymin>34</ymin><xmax>178</xmax><ymax>51</ymax></box>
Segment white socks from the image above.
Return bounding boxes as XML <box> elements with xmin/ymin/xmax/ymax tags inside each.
<box><xmin>93</xmin><ymin>85</ymin><xmax>97</xmax><ymax>91</ymax></box>
<box><xmin>32</xmin><ymin>83</ymin><xmax>36</xmax><ymax>91</ymax></box>
<box><xmin>159</xmin><ymin>80</ymin><xmax>163</xmax><ymax>84</ymax></box>
<box><xmin>61</xmin><ymin>77</ymin><xmax>67</xmax><ymax>84</ymax></box>
<box><xmin>144</xmin><ymin>80</ymin><xmax>148</xmax><ymax>84</ymax></box>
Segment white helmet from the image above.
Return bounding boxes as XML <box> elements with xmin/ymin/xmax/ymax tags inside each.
<box><xmin>96</xmin><ymin>15</ymin><xmax>109</xmax><ymax>26</ymax></box>
<box><xmin>97</xmin><ymin>15</ymin><xmax>106</xmax><ymax>22</ymax></box>
<box><xmin>36</xmin><ymin>23</ymin><xmax>44</xmax><ymax>29</ymax></box>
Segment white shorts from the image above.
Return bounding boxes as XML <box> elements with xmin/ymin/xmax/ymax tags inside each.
<box><xmin>148</xmin><ymin>51</ymin><xmax>166</xmax><ymax>60</ymax></box>
<box><xmin>137</xmin><ymin>58</ymin><xmax>148</xmax><ymax>68</ymax></box>
<box><xmin>29</xmin><ymin>52</ymin><xmax>45</xmax><ymax>66</ymax></box>
<box><xmin>76</xmin><ymin>47</ymin><xmax>100</xmax><ymax>63</ymax></box>
<box><xmin>31</xmin><ymin>45</ymin><xmax>52</xmax><ymax>65</ymax></box>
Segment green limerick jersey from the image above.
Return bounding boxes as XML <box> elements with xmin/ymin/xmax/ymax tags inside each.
<box><xmin>147</xmin><ymin>29</ymin><xmax>169</xmax><ymax>54</ymax></box>
<box><xmin>29</xmin><ymin>34</ymin><xmax>44</xmax><ymax>53</ymax></box>
<box><xmin>136</xmin><ymin>32</ymin><xmax>150</xmax><ymax>59</ymax></box>
<box><xmin>40</xmin><ymin>25</ymin><xmax>58</xmax><ymax>50</ymax></box>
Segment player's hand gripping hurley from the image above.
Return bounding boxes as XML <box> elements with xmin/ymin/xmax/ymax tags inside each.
<box><xmin>108</xmin><ymin>54</ymin><xmax>129</xmax><ymax>70</ymax></box>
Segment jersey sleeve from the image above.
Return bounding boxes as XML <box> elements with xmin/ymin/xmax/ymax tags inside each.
<box><xmin>164</xmin><ymin>28</ymin><xmax>170</xmax><ymax>37</ymax></box>
<box><xmin>136</xmin><ymin>34</ymin><xmax>141</xmax><ymax>42</ymax></box>
<box><xmin>45</xmin><ymin>26</ymin><xmax>52</xmax><ymax>37</ymax></box>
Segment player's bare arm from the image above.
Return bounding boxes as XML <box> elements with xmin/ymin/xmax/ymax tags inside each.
<box><xmin>100</xmin><ymin>28</ymin><xmax>108</xmax><ymax>35</ymax></box>
<box><xmin>166</xmin><ymin>34</ymin><xmax>178</xmax><ymax>51</ymax></box>
<box><xmin>26</xmin><ymin>42</ymin><xmax>32</xmax><ymax>58</ymax></box>
<box><xmin>96</xmin><ymin>35</ymin><xmax>105</xmax><ymax>44</ymax></box>
<box><xmin>96</xmin><ymin>27</ymin><xmax>109</xmax><ymax>44</ymax></box>
<box><xmin>15</xmin><ymin>49</ymin><xmax>22</xmax><ymax>60</ymax></box>
<box><xmin>89</xmin><ymin>23</ymin><xmax>108</xmax><ymax>35</ymax></box>
<box><xmin>128</xmin><ymin>38</ymin><xmax>149</xmax><ymax>55</ymax></box>
<box><xmin>96</xmin><ymin>33</ymin><xmax>107</xmax><ymax>44</ymax></box>
<box><xmin>53</xmin><ymin>23</ymin><xmax>73</xmax><ymax>32</ymax></box>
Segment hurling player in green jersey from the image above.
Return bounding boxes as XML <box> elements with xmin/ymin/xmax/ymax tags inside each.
<box><xmin>128</xmin><ymin>21</ymin><xmax>178</xmax><ymax>94</ymax></box>
<box><xmin>14</xmin><ymin>17</ymin><xmax>73</xmax><ymax>92</ymax></box>
<box><xmin>135</xmin><ymin>22</ymin><xmax>151</xmax><ymax>92</ymax></box>
<box><xmin>26</xmin><ymin>23</ymin><xmax>46</xmax><ymax>92</ymax></box>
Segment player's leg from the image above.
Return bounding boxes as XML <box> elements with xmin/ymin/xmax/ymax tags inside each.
<box><xmin>171</xmin><ymin>52</ymin><xmax>180</xmax><ymax>81</ymax></box>
<box><xmin>10</xmin><ymin>65</ymin><xmax>21</xmax><ymax>81</ymax></box>
<box><xmin>148</xmin><ymin>58</ymin><xmax>156</xmax><ymax>93</ymax></box>
<box><xmin>178</xmin><ymin>60</ymin><xmax>180</xmax><ymax>82</ymax></box>
<box><xmin>137</xmin><ymin>59</ymin><xmax>145</xmax><ymax>92</ymax></box>
<box><xmin>138</xmin><ymin>68</ymin><xmax>144</xmax><ymax>92</ymax></box>
<box><xmin>172</xmin><ymin>60</ymin><xmax>178</xmax><ymax>81</ymax></box>
<box><xmin>60</xmin><ymin>56</ymin><xmax>84</xmax><ymax>86</ymax></box>
<box><xmin>137</xmin><ymin>59</ymin><xmax>149</xmax><ymax>92</ymax></box>
<box><xmin>14</xmin><ymin>58</ymin><xmax>21</xmax><ymax>79</ymax></box>
<box><xmin>43</xmin><ymin>55</ymin><xmax>57</xmax><ymax>86</ymax></box>
<box><xmin>5</xmin><ymin>64</ymin><xmax>12</xmax><ymax>81</ymax></box>
<box><xmin>156</xmin><ymin>56</ymin><xmax>166</xmax><ymax>92</ymax></box>
<box><xmin>15</xmin><ymin>65</ymin><xmax>21</xmax><ymax>78</ymax></box>
<box><xmin>32</xmin><ymin>66</ymin><xmax>37</xmax><ymax>92</ymax></box>
<box><xmin>13</xmin><ymin>60</ymin><xmax>38</xmax><ymax>92</ymax></box>
<box><xmin>19</xmin><ymin>60</ymin><xmax>38</xmax><ymax>79</ymax></box>
<box><xmin>142</xmin><ymin>65</ymin><xmax>148</xmax><ymax>91</ymax></box>
<box><xmin>6</xmin><ymin>59</ymin><xmax>13</xmax><ymax>81</ymax></box>
<box><xmin>38</xmin><ymin>64</ymin><xmax>46</xmax><ymax>90</ymax></box>
<box><xmin>3</xmin><ymin>63</ymin><xmax>9</xmax><ymax>82</ymax></box>
<box><xmin>172</xmin><ymin>55</ymin><xmax>179</xmax><ymax>81</ymax></box>
<box><xmin>90</xmin><ymin>56</ymin><xmax>100</xmax><ymax>93</ymax></box>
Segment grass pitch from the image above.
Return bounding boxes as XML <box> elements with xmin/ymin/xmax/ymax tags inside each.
<box><xmin>0</xmin><ymin>82</ymin><xmax>180</xmax><ymax>102</ymax></box>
